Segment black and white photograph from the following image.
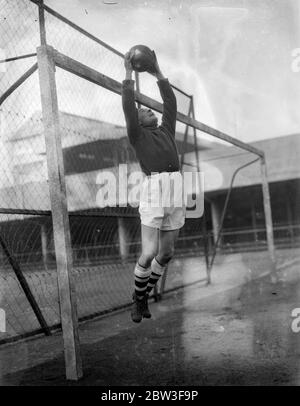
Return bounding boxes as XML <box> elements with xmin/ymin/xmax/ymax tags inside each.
<box><xmin>0</xmin><ymin>0</ymin><xmax>300</xmax><ymax>392</ymax></box>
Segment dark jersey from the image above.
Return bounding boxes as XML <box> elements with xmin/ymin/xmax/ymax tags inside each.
<box><xmin>122</xmin><ymin>78</ymin><xmax>180</xmax><ymax>176</ymax></box>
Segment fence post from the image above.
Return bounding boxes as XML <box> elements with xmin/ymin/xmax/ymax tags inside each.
<box><xmin>260</xmin><ymin>155</ymin><xmax>277</xmax><ymax>279</ymax></box>
<box><xmin>180</xmin><ymin>100</ymin><xmax>192</xmax><ymax>169</ymax></box>
<box><xmin>38</xmin><ymin>0</ymin><xmax>47</xmax><ymax>46</ymax></box>
<box><xmin>134</xmin><ymin>71</ymin><xmax>141</xmax><ymax>108</ymax></box>
<box><xmin>37</xmin><ymin>44</ymin><xmax>82</xmax><ymax>380</ymax></box>
<box><xmin>190</xmin><ymin>97</ymin><xmax>210</xmax><ymax>281</ymax></box>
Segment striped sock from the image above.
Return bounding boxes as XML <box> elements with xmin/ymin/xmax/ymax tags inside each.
<box><xmin>146</xmin><ymin>257</ymin><xmax>166</xmax><ymax>294</ymax></box>
<box><xmin>134</xmin><ymin>262</ymin><xmax>151</xmax><ymax>300</ymax></box>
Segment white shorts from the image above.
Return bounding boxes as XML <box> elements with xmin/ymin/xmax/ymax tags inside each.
<box><xmin>139</xmin><ymin>171</ymin><xmax>186</xmax><ymax>231</ymax></box>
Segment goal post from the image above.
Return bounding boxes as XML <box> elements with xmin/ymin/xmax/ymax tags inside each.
<box><xmin>260</xmin><ymin>155</ymin><xmax>277</xmax><ymax>276</ymax></box>
<box><xmin>37</xmin><ymin>45</ymin><xmax>82</xmax><ymax>381</ymax></box>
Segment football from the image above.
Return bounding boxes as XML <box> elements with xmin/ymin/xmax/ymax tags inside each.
<box><xmin>129</xmin><ymin>45</ymin><xmax>156</xmax><ymax>73</ymax></box>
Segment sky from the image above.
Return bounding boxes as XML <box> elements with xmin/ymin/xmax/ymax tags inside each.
<box><xmin>42</xmin><ymin>0</ymin><xmax>300</xmax><ymax>143</ymax></box>
<box><xmin>1</xmin><ymin>0</ymin><xmax>300</xmax><ymax>144</ymax></box>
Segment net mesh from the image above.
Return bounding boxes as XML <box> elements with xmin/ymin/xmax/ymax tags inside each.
<box><xmin>0</xmin><ymin>0</ymin><xmax>293</xmax><ymax>344</ymax></box>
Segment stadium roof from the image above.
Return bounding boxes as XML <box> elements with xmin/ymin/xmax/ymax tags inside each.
<box><xmin>9</xmin><ymin>110</ymin><xmax>214</xmax><ymax>149</ymax></box>
<box><xmin>184</xmin><ymin>133</ymin><xmax>300</xmax><ymax>192</ymax></box>
<box><xmin>9</xmin><ymin>111</ymin><xmax>126</xmax><ymax>143</ymax></box>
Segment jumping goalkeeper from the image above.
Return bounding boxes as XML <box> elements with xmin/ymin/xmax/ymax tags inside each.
<box><xmin>122</xmin><ymin>51</ymin><xmax>185</xmax><ymax>323</ymax></box>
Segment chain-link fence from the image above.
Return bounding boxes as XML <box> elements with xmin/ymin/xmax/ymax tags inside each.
<box><xmin>0</xmin><ymin>0</ymin><xmax>280</xmax><ymax>348</ymax></box>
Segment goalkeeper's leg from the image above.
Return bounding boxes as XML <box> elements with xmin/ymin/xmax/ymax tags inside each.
<box><xmin>146</xmin><ymin>228</ymin><xmax>180</xmax><ymax>295</ymax></box>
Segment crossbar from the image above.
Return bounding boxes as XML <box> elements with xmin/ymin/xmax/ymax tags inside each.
<box><xmin>51</xmin><ymin>48</ymin><xmax>264</xmax><ymax>157</ymax></box>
